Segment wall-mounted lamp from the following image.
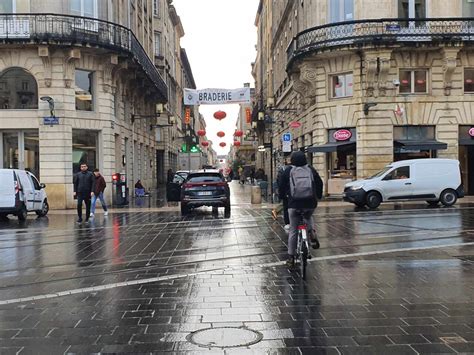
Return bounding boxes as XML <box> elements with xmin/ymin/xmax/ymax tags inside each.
<box><xmin>363</xmin><ymin>102</ymin><xmax>378</xmax><ymax>116</ymax></box>
<box><xmin>40</xmin><ymin>96</ymin><xmax>55</xmax><ymax>117</ymax></box>
<box><xmin>258</xmin><ymin>112</ymin><xmax>265</xmax><ymax>121</ymax></box>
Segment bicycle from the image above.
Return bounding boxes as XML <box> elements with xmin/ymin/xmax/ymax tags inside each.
<box><xmin>295</xmin><ymin>211</ymin><xmax>313</xmax><ymax>279</ymax></box>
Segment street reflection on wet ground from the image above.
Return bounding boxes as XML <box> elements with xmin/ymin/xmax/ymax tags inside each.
<box><xmin>0</xmin><ymin>182</ymin><xmax>473</xmax><ymax>354</ymax></box>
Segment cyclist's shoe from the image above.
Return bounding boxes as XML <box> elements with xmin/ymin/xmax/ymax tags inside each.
<box><xmin>271</xmin><ymin>210</ymin><xmax>278</xmax><ymax>220</ymax></box>
<box><xmin>286</xmin><ymin>255</ymin><xmax>295</xmax><ymax>268</ymax></box>
<box><xmin>310</xmin><ymin>230</ymin><xmax>320</xmax><ymax>249</ymax></box>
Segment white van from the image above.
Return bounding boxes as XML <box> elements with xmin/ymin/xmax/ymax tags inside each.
<box><xmin>0</xmin><ymin>169</ymin><xmax>49</xmax><ymax>221</ymax></box>
<box><xmin>343</xmin><ymin>159</ymin><xmax>464</xmax><ymax>209</ymax></box>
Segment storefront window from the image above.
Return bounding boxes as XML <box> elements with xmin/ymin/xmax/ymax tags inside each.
<box><xmin>399</xmin><ymin>69</ymin><xmax>427</xmax><ymax>94</ymax></box>
<box><xmin>0</xmin><ymin>68</ymin><xmax>38</xmax><ymax>109</ymax></box>
<box><xmin>75</xmin><ymin>69</ymin><xmax>93</xmax><ymax>111</ymax></box>
<box><xmin>1</xmin><ymin>130</ymin><xmax>40</xmax><ymax>178</ymax></box>
<box><xmin>331</xmin><ymin>73</ymin><xmax>353</xmax><ymax>98</ymax></box>
<box><xmin>393</xmin><ymin>125</ymin><xmax>438</xmax><ymax>161</ymax></box>
<box><xmin>24</xmin><ymin>131</ymin><xmax>39</xmax><ymax>178</ymax></box>
<box><xmin>464</xmin><ymin>69</ymin><xmax>474</xmax><ymax>93</ymax></box>
<box><xmin>72</xmin><ymin>129</ymin><xmax>98</xmax><ymax>173</ymax></box>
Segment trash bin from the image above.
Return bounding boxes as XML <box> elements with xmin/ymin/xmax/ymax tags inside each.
<box><xmin>258</xmin><ymin>181</ymin><xmax>269</xmax><ymax>201</ymax></box>
<box><xmin>251</xmin><ymin>186</ymin><xmax>262</xmax><ymax>204</ymax></box>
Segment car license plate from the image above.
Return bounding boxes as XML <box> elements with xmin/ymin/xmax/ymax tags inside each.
<box><xmin>198</xmin><ymin>191</ymin><xmax>212</xmax><ymax>196</ymax></box>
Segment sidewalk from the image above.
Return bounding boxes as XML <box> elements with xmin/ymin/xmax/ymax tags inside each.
<box><xmin>47</xmin><ymin>181</ymin><xmax>474</xmax><ymax>214</ymax></box>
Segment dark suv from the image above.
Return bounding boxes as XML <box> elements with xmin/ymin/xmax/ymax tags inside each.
<box><xmin>180</xmin><ymin>170</ymin><xmax>230</xmax><ymax>217</ymax></box>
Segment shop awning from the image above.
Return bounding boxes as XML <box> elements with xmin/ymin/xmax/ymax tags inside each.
<box><xmin>307</xmin><ymin>141</ymin><xmax>356</xmax><ymax>153</ymax></box>
<box><xmin>460</xmin><ymin>139</ymin><xmax>474</xmax><ymax>146</ymax></box>
<box><xmin>394</xmin><ymin>140</ymin><xmax>447</xmax><ymax>151</ymax></box>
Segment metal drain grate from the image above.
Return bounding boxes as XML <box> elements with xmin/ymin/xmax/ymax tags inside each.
<box><xmin>186</xmin><ymin>326</ymin><xmax>263</xmax><ymax>349</ymax></box>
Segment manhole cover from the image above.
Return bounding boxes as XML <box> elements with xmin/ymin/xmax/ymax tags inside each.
<box><xmin>186</xmin><ymin>326</ymin><xmax>263</xmax><ymax>349</ymax></box>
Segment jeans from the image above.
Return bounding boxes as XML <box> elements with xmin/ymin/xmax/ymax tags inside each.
<box><xmin>77</xmin><ymin>193</ymin><xmax>91</xmax><ymax>220</ymax></box>
<box><xmin>91</xmin><ymin>192</ymin><xmax>108</xmax><ymax>214</ymax></box>
<box><xmin>288</xmin><ymin>208</ymin><xmax>314</xmax><ymax>256</ymax></box>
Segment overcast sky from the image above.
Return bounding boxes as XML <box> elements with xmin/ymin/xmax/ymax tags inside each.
<box><xmin>172</xmin><ymin>0</ymin><xmax>259</xmax><ymax>156</ymax></box>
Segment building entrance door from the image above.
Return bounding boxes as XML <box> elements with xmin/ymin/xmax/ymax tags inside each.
<box><xmin>459</xmin><ymin>145</ymin><xmax>474</xmax><ymax>195</ymax></box>
<box><xmin>0</xmin><ymin>130</ymin><xmax>40</xmax><ymax>178</ymax></box>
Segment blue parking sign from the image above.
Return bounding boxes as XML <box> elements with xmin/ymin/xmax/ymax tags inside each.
<box><xmin>282</xmin><ymin>133</ymin><xmax>291</xmax><ymax>142</ymax></box>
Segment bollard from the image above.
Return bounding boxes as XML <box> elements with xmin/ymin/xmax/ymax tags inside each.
<box><xmin>251</xmin><ymin>186</ymin><xmax>262</xmax><ymax>204</ymax></box>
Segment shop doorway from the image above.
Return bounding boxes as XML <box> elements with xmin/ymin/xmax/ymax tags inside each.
<box><xmin>0</xmin><ymin>130</ymin><xmax>40</xmax><ymax>178</ymax></box>
<box><xmin>459</xmin><ymin>145</ymin><xmax>474</xmax><ymax>195</ymax></box>
<box><xmin>156</xmin><ymin>150</ymin><xmax>165</xmax><ymax>185</ymax></box>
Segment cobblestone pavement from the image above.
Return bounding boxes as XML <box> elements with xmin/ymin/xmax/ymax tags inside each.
<box><xmin>0</xmin><ymin>182</ymin><xmax>473</xmax><ymax>354</ymax></box>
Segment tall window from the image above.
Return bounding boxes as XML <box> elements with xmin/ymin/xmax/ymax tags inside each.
<box><xmin>399</xmin><ymin>69</ymin><xmax>428</xmax><ymax>94</ymax></box>
<box><xmin>75</xmin><ymin>69</ymin><xmax>93</xmax><ymax>111</ymax></box>
<box><xmin>331</xmin><ymin>73</ymin><xmax>353</xmax><ymax>98</ymax></box>
<box><xmin>72</xmin><ymin>130</ymin><xmax>98</xmax><ymax>173</ymax></box>
<box><xmin>465</xmin><ymin>69</ymin><xmax>474</xmax><ymax>93</ymax></box>
<box><xmin>463</xmin><ymin>0</ymin><xmax>474</xmax><ymax>17</ymax></box>
<box><xmin>71</xmin><ymin>0</ymin><xmax>97</xmax><ymax>18</ymax></box>
<box><xmin>0</xmin><ymin>0</ymin><xmax>14</xmax><ymax>12</ymax></box>
<box><xmin>0</xmin><ymin>68</ymin><xmax>38</xmax><ymax>109</ymax></box>
<box><xmin>329</xmin><ymin>0</ymin><xmax>354</xmax><ymax>23</ymax></box>
<box><xmin>154</xmin><ymin>32</ymin><xmax>161</xmax><ymax>56</ymax></box>
<box><xmin>398</xmin><ymin>0</ymin><xmax>426</xmax><ymax>19</ymax></box>
<box><xmin>153</xmin><ymin>0</ymin><xmax>159</xmax><ymax>16</ymax></box>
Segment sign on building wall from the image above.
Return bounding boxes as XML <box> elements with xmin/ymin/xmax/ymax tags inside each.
<box><xmin>184</xmin><ymin>87</ymin><xmax>251</xmax><ymax>105</ymax></box>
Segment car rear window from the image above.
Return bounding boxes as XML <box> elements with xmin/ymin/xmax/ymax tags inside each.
<box><xmin>187</xmin><ymin>174</ymin><xmax>222</xmax><ymax>183</ymax></box>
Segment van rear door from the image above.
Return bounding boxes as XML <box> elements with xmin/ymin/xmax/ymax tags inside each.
<box><xmin>0</xmin><ymin>170</ymin><xmax>15</xmax><ymax>208</ymax></box>
<box><xmin>17</xmin><ymin>170</ymin><xmax>35</xmax><ymax>211</ymax></box>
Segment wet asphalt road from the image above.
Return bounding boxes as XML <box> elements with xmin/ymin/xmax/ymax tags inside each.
<box><xmin>0</xmin><ymin>182</ymin><xmax>473</xmax><ymax>354</ymax></box>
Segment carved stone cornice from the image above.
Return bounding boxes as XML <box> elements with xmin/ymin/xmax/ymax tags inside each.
<box><xmin>291</xmin><ymin>62</ymin><xmax>318</xmax><ymax>109</ymax></box>
<box><xmin>378</xmin><ymin>56</ymin><xmax>391</xmax><ymax>97</ymax></box>
<box><xmin>102</xmin><ymin>54</ymin><xmax>119</xmax><ymax>93</ymax></box>
<box><xmin>441</xmin><ymin>47</ymin><xmax>460</xmax><ymax>96</ymax></box>
<box><xmin>38</xmin><ymin>46</ymin><xmax>52</xmax><ymax>87</ymax></box>
<box><xmin>365</xmin><ymin>50</ymin><xmax>393</xmax><ymax>97</ymax></box>
<box><xmin>63</xmin><ymin>49</ymin><xmax>81</xmax><ymax>88</ymax></box>
<box><xmin>365</xmin><ymin>57</ymin><xmax>378</xmax><ymax>97</ymax></box>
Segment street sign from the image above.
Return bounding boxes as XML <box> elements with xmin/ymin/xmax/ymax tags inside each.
<box><xmin>43</xmin><ymin>116</ymin><xmax>59</xmax><ymax>125</ymax></box>
<box><xmin>282</xmin><ymin>133</ymin><xmax>292</xmax><ymax>142</ymax></box>
<box><xmin>289</xmin><ymin>121</ymin><xmax>302</xmax><ymax>129</ymax></box>
<box><xmin>282</xmin><ymin>140</ymin><xmax>292</xmax><ymax>153</ymax></box>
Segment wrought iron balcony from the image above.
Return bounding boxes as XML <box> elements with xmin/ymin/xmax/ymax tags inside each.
<box><xmin>0</xmin><ymin>13</ymin><xmax>167</xmax><ymax>100</ymax></box>
<box><xmin>287</xmin><ymin>17</ymin><xmax>474</xmax><ymax>69</ymax></box>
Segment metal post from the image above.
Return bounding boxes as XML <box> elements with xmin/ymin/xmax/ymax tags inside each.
<box><xmin>270</xmin><ymin>138</ymin><xmax>274</xmax><ymax>203</ymax></box>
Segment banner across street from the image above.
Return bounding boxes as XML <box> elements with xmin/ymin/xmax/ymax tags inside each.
<box><xmin>184</xmin><ymin>87</ymin><xmax>251</xmax><ymax>105</ymax></box>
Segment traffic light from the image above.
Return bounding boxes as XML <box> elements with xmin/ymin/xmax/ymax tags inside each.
<box><xmin>185</xmin><ymin>107</ymin><xmax>191</xmax><ymax>125</ymax></box>
<box><xmin>181</xmin><ymin>143</ymin><xmax>200</xmax><ymax>153</ymax></box>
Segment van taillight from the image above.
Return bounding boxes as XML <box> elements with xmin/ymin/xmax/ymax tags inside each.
<box><xmin>14</xmin><ymin>181</ymin><xmax>20</xmax><ymax>194</ymax></box>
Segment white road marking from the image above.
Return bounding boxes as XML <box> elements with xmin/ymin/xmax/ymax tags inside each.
<box><xmin>1</xmin><ymin>241</ymin><xmax>474</xmax><ymax>306</ymax></box>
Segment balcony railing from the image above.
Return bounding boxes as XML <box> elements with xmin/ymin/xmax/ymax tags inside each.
<box><xmin>0</xmin><ymin>13</ymin><xmax>167</xmax><ymax>100</ymax></box>
<box><xmin>287</xmin><ymin>17</ymin><xmax>474</xmax><ymax>68</ymax></box>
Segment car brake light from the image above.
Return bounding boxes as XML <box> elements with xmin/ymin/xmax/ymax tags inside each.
<box><xmin>14</xmin><ymin>180</ymin><xmax>20</xmax><ymax>194</ymax></box>
<box><xmin>216</xmin><ymin>182</ymin><xmax>227</xmax><ymax>187</ymax></box>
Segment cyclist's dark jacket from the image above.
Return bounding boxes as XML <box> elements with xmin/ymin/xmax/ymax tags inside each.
<box><xmin>280</xmin><ymin>151</ymin><xmax>323</xmax><ymax>209</ymax></box>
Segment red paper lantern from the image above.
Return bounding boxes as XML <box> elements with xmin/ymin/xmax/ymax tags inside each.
<box><xmin>197</xmin><ymin>129</ymin><xmax>206</xmax><ymax>137</ymax></box>
<box><xmin>201</xmin><ymin>141</ymin><xmax>209</xmax><ymax>147</ymax></box>
<box><xmin>234</xmin><ymin>141</ymin><xmax>241</xmax><ymax>147</ymax></box>
<box><xmin>219</xmin><ymin>142</ymin><xmax>226</xmax><ymax>147</ymax></box>
<box><xmin>217</xmin><ymin>131</ymin><xmax>225</xmax><ymax>138</ymax></box>
<box><xmin>214</xmin><ymin>111</ymin><xmax>227</xmax><ymax>120</ymax></box>
<box><xmin>234</xmin><ymin>130</ymin><xmax>243</xmax><ymax>137</ymax></box>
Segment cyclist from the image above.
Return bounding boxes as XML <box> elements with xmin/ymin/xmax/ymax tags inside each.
<box><xmin>279</xmin><ymin>151</ymin><xmax>323</xmax><ymax>267</ymax></box>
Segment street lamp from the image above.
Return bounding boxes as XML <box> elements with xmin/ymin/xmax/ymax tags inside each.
<box><xmin>40</xmin><ymin>96</ymin><xmax>55</xmax><ymax>117</ymax></box>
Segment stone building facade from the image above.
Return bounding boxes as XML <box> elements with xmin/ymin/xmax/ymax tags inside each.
<box><xmin>254</xmin><ymin>0</ymin><xmax>474</xmax><ymax>196</ymax></box>
<box><xmin>0</xmin><ymin>0</ymin><xmax>198</xmax><ymax>209</ymax></box>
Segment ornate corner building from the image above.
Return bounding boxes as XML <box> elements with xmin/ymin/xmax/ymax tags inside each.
<box><xmin>0</xmin><ymin>0</ymin><xmax>199</xmax><ymax>208</ymax></box>
<box><xmin>254</xmin><ymin>0</ymin><xmax>474</xmax><ymax>196</ymax></box>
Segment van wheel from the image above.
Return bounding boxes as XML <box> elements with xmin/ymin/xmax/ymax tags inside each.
<box><xmin>440</xmin><ymin>189</ymin><xmax>457</xmax><ymax>207</ymax></box>
<box><xmin>17</xmin><ymin>204</ymin><xmax>27</xmax><ymax>221</ymax></box>
<box><xmin>0</xmin><ymin>213</ymin><xmax>8</xmax><ymax>221</ymax></box>
<box><xmin>36</xmin><ymin>200</ymin><xmax>49</xmax><ymax>217</ymax></box>
<box><xmin>366</xmin><ymin>191</ymin><xmax>382</xmax><ymax>209</ymax></box>
<box><xmin>354</xmin><ymin>202</ymin><xmax>366</xmax><ymax>208</ymax></box>
<box><xmin>427</xmin><ymin>200</ymin><xmax>439</xmax><ymax>207</ymax></box>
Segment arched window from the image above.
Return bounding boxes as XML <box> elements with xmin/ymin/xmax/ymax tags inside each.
<box><xmin>0</xmin><ymin>68</ymin><xmax>38</xmax><ymax>109</ymax></box>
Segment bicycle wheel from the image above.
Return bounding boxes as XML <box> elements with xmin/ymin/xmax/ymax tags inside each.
<box><xmin>300</xmin><ymin>230</ymin><xmax>308</xmax><ymax>279</ymax></box>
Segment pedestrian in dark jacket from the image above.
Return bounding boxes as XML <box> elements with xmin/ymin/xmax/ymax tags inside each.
<box><xmin>280</xmin><ymin>151</ymin><xmax>323</xmax><ymax>267</ymax></box>
<box><xmin>90</xmin><ymin>169</ymin><xmax>108</xmax><ymax>218</ymax></box>
<box><xmin>271</xmin><ymin>162</ymin><xmax>290</xmax><ymax>226</ymax></box>
<box><xmin>73</xmin><ymin>163</ymin><xmax>94</xmax><ymax>223</ymax></box>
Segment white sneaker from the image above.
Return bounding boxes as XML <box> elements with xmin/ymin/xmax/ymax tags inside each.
<box><xmin>90</xmin><ymin>213</ymin><xmax>94</xmax><ymax>218</ymax></box>
<box><xmin>104</xmin><ymin>211</ymin><xmax>108</xmax><ymax>216</ymax></box>
<box><xmin>284</xmin><ymin>224</ymin><xmax>290</xmax><ymax>231</ymax></box>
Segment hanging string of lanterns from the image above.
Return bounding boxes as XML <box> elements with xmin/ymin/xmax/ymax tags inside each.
<box><xmin>213</xmin><ymin>111</ymin><xmax>226</xmax><ymax>120</ymax></box>
<box><xmin>216</xmin><ymin>131</ymin><xmax>225</xmax><ymax>138</ymax></box>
